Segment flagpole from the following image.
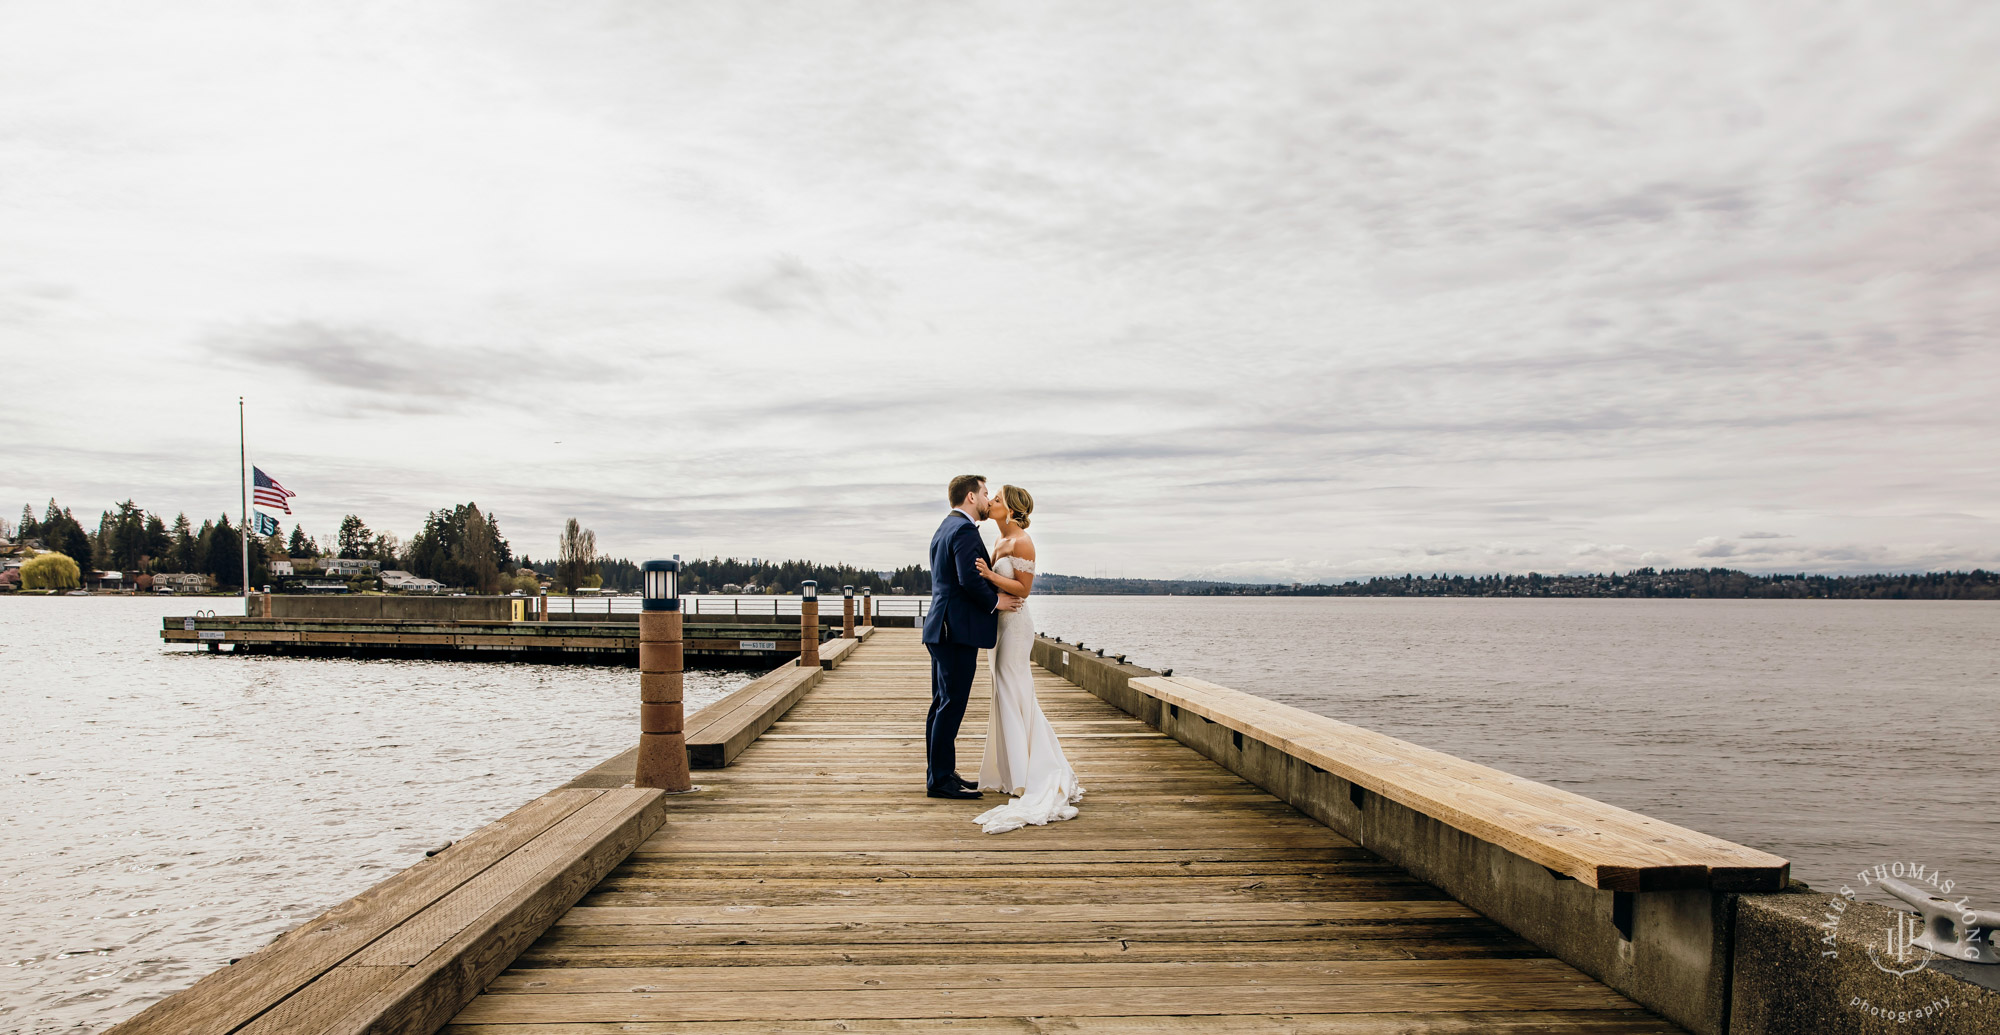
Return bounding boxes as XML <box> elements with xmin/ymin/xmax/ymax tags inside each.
<box><xmin>239</xmin><ymin>396</ymin><xmax>249</xmax><ymax>607</ymax></box>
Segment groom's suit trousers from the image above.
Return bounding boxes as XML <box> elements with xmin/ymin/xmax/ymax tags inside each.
<box><xmin>925</xmin><ymin>640</ymin><xmax>979</xmax><ymax>791</ymax></box>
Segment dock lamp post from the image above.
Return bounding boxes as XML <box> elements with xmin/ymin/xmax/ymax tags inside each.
<box><xmin>799</xmin><ymin>581</ymin><xmax>820</xmax><ymax>668</ymax></box>
<box><xmin>842</xmin><ymin>585</ymin><xmax>855</xmax><ymax>638</ymax></box>
<box><xmin>637</xmin><ymin>560</ymin><xmax>689</xmax><ymax>792</ymax></box>
<box><xmin>862</xmin><ymin>586</ymin><xmax>872</xmax><ymax>625</ymax></box>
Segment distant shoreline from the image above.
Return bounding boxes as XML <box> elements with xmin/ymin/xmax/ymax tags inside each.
<box><xmin>1035</xmin><ymin>568</ymin><xmax>1999</xmax><ymax>600</ymax></box>
<box><xmin>12</xmin><ymin>562</ymin><xmax>1998</xmax><ymax>604</ymax></box>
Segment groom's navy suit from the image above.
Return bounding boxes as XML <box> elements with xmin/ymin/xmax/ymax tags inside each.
<box><xmin>921</xmin><ymin>510</ymin><xmax>999</xmax><ymax>791</ymax></box>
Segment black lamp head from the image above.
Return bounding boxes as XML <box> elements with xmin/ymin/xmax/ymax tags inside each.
<box><xmin>640</xmin><ymin>559</ymin><xmax>680</xmax><ymax>611</ymax></box>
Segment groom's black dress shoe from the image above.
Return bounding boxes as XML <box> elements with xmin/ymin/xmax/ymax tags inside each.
<box><xmin>952</xmin><ymin>772</ymin><xmax>978</xmax><ymax>790</ymax></box>
<box><xmin>926</xmin><ymin>785</ymin><xmax>983</xmax><ymax>800</ymax></box>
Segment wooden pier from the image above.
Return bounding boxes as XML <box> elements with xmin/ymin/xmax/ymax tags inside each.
<box><xmin>120</xmin><ymin>627</ymin><xmax>1754</xmax><ymax>1035</ymax></box>
<box><xmin>448</xmin><ymin>628</ymin><xmax>1678</xmax><ymax>1033</ymax></box>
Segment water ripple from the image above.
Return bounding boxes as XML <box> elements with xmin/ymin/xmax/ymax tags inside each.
<box><xmin>0</xmin><ymin>596</ymin><xmax>751</xmax><ymax>1035</ymax></box>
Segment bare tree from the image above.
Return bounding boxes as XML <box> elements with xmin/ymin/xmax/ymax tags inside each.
<box><xmin>454</xmin><ymin>506</ymin><xmax>499</xmax><ymax>593</ymax></box>
<box><xmin>557</xmin><ymin>518</ymin><xmax>597</xmax><ymax>593</ymax></box>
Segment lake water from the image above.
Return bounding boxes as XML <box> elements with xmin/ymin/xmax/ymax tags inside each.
<box><xmin>0</xmin><ymin>596</ymin><xmax>751</xmax><ymax>1035</ymax></box>
<box><xmin>1027</xmin><ymin>596</ymin><xmax>1999</xmax><ymax>909</ymax></box>
<box><xmin>4</xmin><ymin>595</ymin><xmax>1995</xmax><ymax>1034</ymax></box>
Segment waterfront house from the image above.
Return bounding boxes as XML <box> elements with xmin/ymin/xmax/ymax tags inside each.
<box><xmin>379</xmin><ymin>570</ymin><xmax>444</xmax><ymax>594</ymax></box>
<box><xmin>153</xmin><ymin>572</ymin><xmax>215</xmax><ymax>593</ymax></box>
<box><xmin>322</xmin><ymin>558</ymin><xmax>382</xmax><ymax>577</ymax></box>
<box><xmin>0</xmin><ymin>536</ymin><xmax>46</xmax><ymax>557</ymax></box>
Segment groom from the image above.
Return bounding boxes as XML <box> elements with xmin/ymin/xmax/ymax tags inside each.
<box><xmin>922</xmin><ymin>474</ymin><xmax>1023</xmax><ymax>799</ymax></box>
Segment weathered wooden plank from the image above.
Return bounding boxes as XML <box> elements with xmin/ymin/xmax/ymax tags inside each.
<box><xmin>540</xmin><ymin>923</ymin><xmax>1504</xmax><ymax>955</ymax></box>
<box><xmin>819</xmin><ymin>636</ymin><xmax>860</xmax><ymax>667</ymax></box>
<box><xmin>1134</xmin><ymin>675</ymin><xmax>1786</xmax><ymax>891</ymax></box>
<box><xmin>611</xmin><ymin>848</ymin><xmax>1382</xmax><ymax>878</ymax></box>
<box><xmin>487</xmin><ymin>957</ymin><xmax>1590</xmax><ymax>993</ymax></box>
<box><xmin>683</xmin><ymin>664</ymin><xmax>811</xmax><ymax>740</ymax></box>
<box><xmin>510</xmin><ymin>939</ymin><xmax>1544</xmax><ymax>969</ymax></box>
<box><xmin>442</xmin><ymin>1012</ymin><xmax>1681</xmax><ymax>1035</ymax></box>
<box><xmin>105</xmin><ymin>788</ymin><xmax>598</xmax><ymax>1035</ymax></box>
<box><xmin>319</xmin><ymin>787</ymin><xmax>667</xmax><ymax>1035</ymax></box>
<box><xmin>352</xmin><ymin>791</ymin><xmax>658</xmax><ymax>967</ymax></box>
<box><xmin>686</xmin><ymin>663</ymin><xmax>821</xmax><ymax>768</ymax></box>
<box><xmin>582</xmin><ymin>873</ymin><xmax>1444</xmax><ymax>905</ymax></box>
<box><xmin>556</xmin><ymin>900</ymin><xmax>1476</xmax><ymax>927</ymax></box>
<box><xmin>230</xmin><ymin>964</ymin><xmax>393</xmax><ymax>1035</ymax></box>
<box><xmin>451</xmin><ymin>980</ymin><xmax>1636</xmax><ymax>1023</ymax></box>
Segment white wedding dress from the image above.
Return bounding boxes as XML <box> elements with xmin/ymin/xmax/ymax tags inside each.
<box><xmin>974</xmin><ymin>555</ymin><xmax>1084</xmax><ymax>834</ymax></box>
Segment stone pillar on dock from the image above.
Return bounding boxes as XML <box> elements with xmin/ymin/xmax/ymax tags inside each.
<box><xmin>842</xmin><ymin>585</ymin><xmax>855</xmax><ymax>638</ymax></box>
<box><xmin>637</xmin><ymin>559</ymin><xmax>690</xmax><ymax>792</ymax></box>
<box><xmin>800</xmin><ymin>581</ymin><xmax>820</xmax><ymax>668</ymax></box>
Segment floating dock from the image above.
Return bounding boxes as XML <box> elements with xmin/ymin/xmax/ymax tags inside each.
<box><xmin>160</xmin><ymin>593</ymin><xmax>908</xmax><ymax>666</ymax></box>
<box><xmin>161</xmin><ymin>613</ymin><xmax>839</xmax><ymax>666</ymax></box>
<box><xmin>111</xmin><ymin>629</ymin><xmax>1999</xmax><ymax>1034</ymax></box>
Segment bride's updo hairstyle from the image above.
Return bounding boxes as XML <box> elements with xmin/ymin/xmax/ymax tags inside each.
<box><xmin>1001</xmin><ymin>484</ymin><xmax>1034</xmax><ymax>529</ymax></box>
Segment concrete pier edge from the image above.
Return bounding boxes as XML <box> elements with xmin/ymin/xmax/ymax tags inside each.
<box><xmin>1031</xmin><ymin>633</ymin><xmax>1998</xmax><ymax>1035</ymax></box>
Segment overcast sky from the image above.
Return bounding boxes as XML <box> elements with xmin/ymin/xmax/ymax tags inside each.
<box><xmin>3</xmin><ymin>1</ymin><xmax>1995</xmax><ymax>581</ymax></box>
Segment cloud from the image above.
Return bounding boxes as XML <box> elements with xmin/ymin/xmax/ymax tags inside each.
<box><xmin>724</xmin><ymin>255</ymin><xmax>898</xmax><ymax>325</ymax></box>
<box><xmin>200</xmin><ymin>322</ymin><xmax>622</xmax><ymax>414</ymax></box>
<box><xmin>1</xmin><ymin>2</ymin><xmax>1996</xmax><ymax>577</ymax></box>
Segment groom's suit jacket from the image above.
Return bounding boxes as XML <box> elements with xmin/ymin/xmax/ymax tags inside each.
<box><xmin>922</xmin><ymin>511</ymin><xmax>1000</xmax><ymax>649</ymax></box>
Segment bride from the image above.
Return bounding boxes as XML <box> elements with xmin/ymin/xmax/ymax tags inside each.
<box><xmin>970</xmin><ymin>484</ymin><xmax>1083</xmax><ymax>834</ymax></box>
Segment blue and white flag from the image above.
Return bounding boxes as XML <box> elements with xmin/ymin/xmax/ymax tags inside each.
<box><xmin>253</xmin><ymin>510</ymin><xmax>282</xmax><ymax>537</ymax></box>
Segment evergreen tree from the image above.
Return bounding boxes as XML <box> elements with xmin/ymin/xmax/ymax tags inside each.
<box><xmin>143</xmin><ymin>513</ymin><xmax>170</xmax><ymax>567</ymax></box>
<box><xmin>337</xmin><ymin>515</ymin><xmax>373</xmax><ymax>559</ymax></box>
<box><xmin>204</xmin><ymin>513</ymin><xmax>242</xmax><ymax>589</ymax></box>
<box><xmin>168</xmin><ymin>513</ymin><xmax>196</xmax><ymax>573</ymax></box>
<box><xmin>406</xmin><ymin>503</ymin><xmax>514</xmax><ymax>589</ymax></box>
<box><xmin>38</xmin><ymin>500</ymin><xmax>93</xmax><ymax>573</ymax></box>
<box><xmin>287</xmin><ymin>524</ymin><xmax>316</xmax><ymax>558</ymax></box>
<box><xmin>94</xmin><ymin>500</ymin><xmax>147</xmax><ymax>571</ymax></box>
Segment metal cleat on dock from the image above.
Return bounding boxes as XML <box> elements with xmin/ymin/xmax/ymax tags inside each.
<box><xmin>1879</xmin><ymin>876</ymin><xmax>2000</xmax><ymax>963</ymax></box>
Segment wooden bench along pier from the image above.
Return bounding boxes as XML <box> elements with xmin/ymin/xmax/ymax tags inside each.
<box><xmin>115</xmin><ymin>619</ymin><xmax>1991</xmax><ymax>1034</ymax></box>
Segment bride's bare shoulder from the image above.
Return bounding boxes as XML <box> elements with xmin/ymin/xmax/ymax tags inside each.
<box><xmin>1014</xmin><ymin>534</ymin><xmax>1036</xmax><ymax>559</ymax></box>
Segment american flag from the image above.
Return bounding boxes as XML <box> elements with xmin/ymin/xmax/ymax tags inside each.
<box><xmin>253</xmin><ymin>467</ymin><xmax>295</xmax><ymax>514</ymax></box>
